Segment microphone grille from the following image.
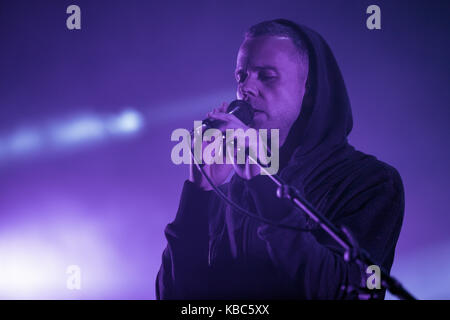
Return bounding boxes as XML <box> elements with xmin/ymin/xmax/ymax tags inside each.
<box><xmin>226</xmin><ymin>100</ymin><xmax>254</xmax><ymax>126</ymax></box>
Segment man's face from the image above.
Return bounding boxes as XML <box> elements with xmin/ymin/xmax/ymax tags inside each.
<box><xmin>235</xmin><ymin>36</ymin><xmax>307</xmax><ymax>144</ymax></box>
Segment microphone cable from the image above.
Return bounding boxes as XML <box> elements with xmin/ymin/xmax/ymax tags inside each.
<box><xmin>189</xmin><ymin>139</ymin><xmax>313</xmax><ymax>232</ymax></box>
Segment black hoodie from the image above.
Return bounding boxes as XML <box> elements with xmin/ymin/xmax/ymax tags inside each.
<box><xmin>156</xmin><ymin>21</ymin><xmax>405</xmax><ymax>299</ymax></box>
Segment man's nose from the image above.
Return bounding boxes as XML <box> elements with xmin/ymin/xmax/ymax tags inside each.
<box><xmin>237</xmin><ymin>76</ymin><xmax>258</xmax><ymax>100</ymax></box>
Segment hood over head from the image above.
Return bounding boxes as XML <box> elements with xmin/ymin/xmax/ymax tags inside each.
<box><xmin>268</xmin><ymin>20</ymin><xmax>353</xmax><ymax>167</ymax></box>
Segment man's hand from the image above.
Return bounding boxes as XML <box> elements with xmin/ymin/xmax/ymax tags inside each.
<box><xmin>189</xmin><ymin>102</ymin><xmax>263</xmax><ymax>190</ymax></box>
<box><xmin>189</xmin><ymin>102</ymin><xmax>234</xmax><ymax>191</ymax></box>
<box><xmin>207</xmin><ymin>111</ymin><xmax>261</xmax><ymax>181</ymax></box>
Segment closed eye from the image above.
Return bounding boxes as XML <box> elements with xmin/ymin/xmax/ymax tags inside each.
<box><xmin>259</xmin><ymin>73</ymin><xmax>277</xmax><ymax>81</ymax></box>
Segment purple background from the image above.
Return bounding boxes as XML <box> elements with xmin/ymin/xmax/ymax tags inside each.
<box><xmin>0</xmin><ymin>0</ymin><xmax>449</xmax><ymax>299</ymax></box>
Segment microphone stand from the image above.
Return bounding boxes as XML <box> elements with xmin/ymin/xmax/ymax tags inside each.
<box><xmin>190</xmin><ymin>129</ymin><xmax>416</xmax><ymax>300</ymax></box>
<box><xmin>251</xmin><ymin>155</ymin><xmax>417</xmax><ymax>300</ymax></box>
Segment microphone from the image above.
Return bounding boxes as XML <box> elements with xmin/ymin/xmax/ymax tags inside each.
<box><xmin>192</xmin><ymin>100</ymin><xmax>254</xmax><ymax>135</ymax></box>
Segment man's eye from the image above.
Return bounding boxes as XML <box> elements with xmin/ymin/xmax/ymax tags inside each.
<box><xmin>259</xmin><ymin>74</ymin><xmax>276</xmax><ymax>81</ymax></box>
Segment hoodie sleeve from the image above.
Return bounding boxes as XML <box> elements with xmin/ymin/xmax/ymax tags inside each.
<box><xmin>155</xmin><ymin>180</ymin><xmax>216</xmax><ymax>299</ymax></box>
<box><xmin>249</xmin><ymin>167</ymin><xmax>405</xmax><ymax>299</ymax></box>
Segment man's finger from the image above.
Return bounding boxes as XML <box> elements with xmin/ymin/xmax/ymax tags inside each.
<box><xmin>219</xmin><ymin>102</ymin><xmax>228</xmax><ymax>112</ymax></box>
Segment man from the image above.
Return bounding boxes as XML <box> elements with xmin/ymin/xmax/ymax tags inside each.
<box><xmin>156</xmin><ymin>19</ymin><xmax>404</xmax><ymax>299</ymax></box>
